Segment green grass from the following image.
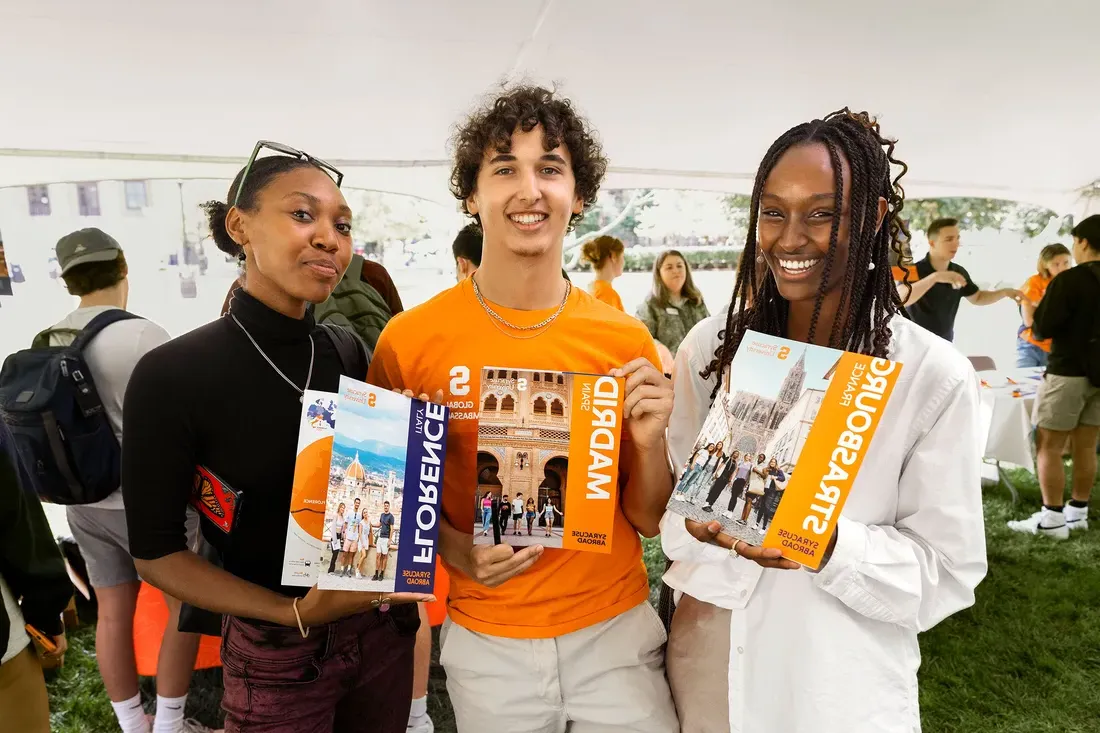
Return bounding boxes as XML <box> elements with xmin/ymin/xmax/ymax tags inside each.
<box><xmin>46</xmin><ymin>465</ymin><xmax>1100</xmax><ymax>732</ymax></box>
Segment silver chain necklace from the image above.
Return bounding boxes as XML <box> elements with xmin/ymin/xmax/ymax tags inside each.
<box><xmin>471</xmin><ymin>275</ymin><xmax>571</xmax><ymax>333</ymax></box>
<box><xmin>230</xmin><ymin>314</ymin><xmax>314</xmax><ymax>403</ymax></box>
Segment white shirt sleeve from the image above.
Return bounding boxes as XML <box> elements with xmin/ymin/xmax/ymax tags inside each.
<box><xmin>660</xmin><ymin>319</ymin><xmax>733</xmax><ymax>566</ymax></box>
<box><xmin>810</xmin><ymin>374</ymin><xmax>988</xmax><ymax>632</ymax></box>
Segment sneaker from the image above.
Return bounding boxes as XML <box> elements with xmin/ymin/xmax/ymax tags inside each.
<box><xmin>1065</xmin><ymin>504</ymin><xmax>1090</xmax><ymax>532</ymax></box>
<box><xmin>355</xmin><ymin>570</ymin><xmax>362</xmax><ymax>579</ymax></box>
<box><xmin>407</xmin><ymin>714</ymin><xmax>434</xmax><ymax>733</ymax></box>
<box><xmin>1007</xmin><ymin>508</ymin><xmax>1070</xmax><ymax>540</ymax></box>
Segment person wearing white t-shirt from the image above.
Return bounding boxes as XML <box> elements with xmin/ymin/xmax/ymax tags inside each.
<box><xmin>511</xmin><ymin>493</ymin><xmax>526</xmax><ymax>537</ymax></box>
<box><xmin>40</xmin><ymin>229</ymin><xmax>207</xmax><ymax>733</ymax></box>
<box><xmin>659</xmin><ymin>111</ymin><xmax>986</xmax><ymax>733</ymax></box>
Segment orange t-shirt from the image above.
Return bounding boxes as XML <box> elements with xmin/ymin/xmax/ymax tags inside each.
<box><xmin>1019</xmin><ymin>274</ymin><xmax>1051</xmax><ymax>351</ymax></box>
<box><xmin>367</xmin><ymin>278</ymin><xmax>658</xmax><ymax>639</ymax></box>
<box><xmin>587</xmin><ymin>279</ymin><xmax>625</xmax><ymax>311</ymax></box>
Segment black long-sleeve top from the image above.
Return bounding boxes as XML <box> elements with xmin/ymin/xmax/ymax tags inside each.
<box><xmin>1032</xmin><ymin>262</ymin><xmax>1100</xmax><ymax>378</ymax></box>
<box><xmin>0</xmin><ymin>420</ymin><xmax>73</xmax><ymax>645</ymax></box>
<box><xmin>122</xmin><ymin>289</ymin><xmax>368</xmax><ymax>597</ymax></box>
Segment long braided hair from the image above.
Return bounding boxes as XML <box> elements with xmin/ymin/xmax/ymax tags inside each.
<box><xmin>701</xmin><ymin>108</ymin><xmax>912</xmax><ymax>398</ymax></box>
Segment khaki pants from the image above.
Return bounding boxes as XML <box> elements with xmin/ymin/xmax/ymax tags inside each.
<box><xmin>666</xmin><ymin>595</ymin><xmax>731</xmax><ymax>733</ymax></box>
<box><xmin>440</xmin><ymin>602</ymin><xmax>678</xmax><ymax>733</ymax></box>
<box><xmin>0</xmin><ymin>645</ymin><xmax>51</xmax><ymax>733</ymax></box>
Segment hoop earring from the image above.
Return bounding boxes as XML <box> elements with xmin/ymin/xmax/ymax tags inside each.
<box><xmin>756</xmin><ymin>254</ymin><xmax>764</xmax><ymax>263</ymax></box>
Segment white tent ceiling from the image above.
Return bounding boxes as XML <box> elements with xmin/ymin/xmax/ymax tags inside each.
<box><xmin>1</xmin><ymin>0</ymin><xmax>1098</xmax><ymax>214</ymax></box>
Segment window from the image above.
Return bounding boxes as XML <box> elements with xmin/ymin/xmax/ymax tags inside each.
<box><xmin>500</xmin><ymin>395</ymin><xmax>515</xmax><ymax>412</ymax></box>
<box><xmin>551</xmin><ymin>400</ymin><xmax>564</xmax><ymax>417</ymax></box>
<box><xmin>556</xmin><ymin>374</ymin><xmax>564</xmax><ymax>385</ymax></box>
<box><xmin>498</xmin><ymin>370</ymin><xmax>508</xmax><ymax>379</ymax></box>
<box><xmin>544</xmin><ymin>373</ymin><xmax>554</xmax><ymax>383</ymax></box>
<box><xmin>27</xmin><ymin>185</ymin><xmax>50</xmax><ymax>216</ymax></box>
<box><xmin>76</xmin><ymin>183</ymin><xmax>101</xmax><ymax>216</ymax></box>
<box><xmin>511</xmin><ymin>371</ymin><xmax>518</xmax><ymax>380</ymax></box>
<box><xmin>483</xmin><ymin>395</ymin><xmax>498</xmax><ymax>411</ymax></box>
<box><xmin>533</xmin><ymin>373</ymin><xmax>541</xmax><ymax>382</ymax></box>
<box><xmin>124</xmin><ymin>180</ymin><xmax>148</xmax><ymax>210</ymax></box>
<box><xmin>533</xmin><ymin>397</ymin><xmax>547</xmax><ymax>415</ymax></box>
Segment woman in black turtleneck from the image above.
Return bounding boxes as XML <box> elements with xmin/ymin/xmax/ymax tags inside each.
<box><xmin>122</xmin><ymin>149</ymin><xmax>433</xmax><ymax>733</ymax></box>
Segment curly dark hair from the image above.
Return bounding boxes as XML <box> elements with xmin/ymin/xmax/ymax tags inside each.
<box><xmin>701</xmin><ymin>108</ymin><xmax>912</xmax><ymax>398</ymax></box>
<box><xmin>449</xmin><ymin>85</ymin><xmax>608</xmax><ymax>230</ymax></box>
<box><xmin>61</xmin><ymin>252</ymin><xmax>128</xmax><ymax>296</ymax></box>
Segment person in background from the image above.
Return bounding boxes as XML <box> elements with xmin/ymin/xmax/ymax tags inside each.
<box><xmin>661</xmin><ymin>109</ymin><xmax>986</xmax><ymax>732</ymax></box>
<box><xmin>1016</xmin><ymin>243</ymin><xmax>1073</xmax><ymax>368</ymax></box>
<box><xmin>42</xmin><ymin>229</ymin><xmax>207</xmax><ymax>733</ymax></box>
<box><xmin>0</xmin><ymin>419</ymin><xmax>74</xmax><ymax>733</ymax></box>
<box><xmin>453</xmin><ymin>223</ymin><xmax>483</xmax><ymax>282</ymax></box>
<box><xmin>581</xmin><ymin>235</ymin><xmax>626</xmax><ymax>310</ymax></box>
<box><xmin>637</xmin><ymin>250</ymin><xmax>710</xmax><ymax>373</ymax></box>
<box><xmin>1008</xmin><ymin>215</ymin><xmax>1100</xmax><ymax>539</ymax></box>
<box><xmin>899</xmin><ymin>217</ymin><xmax>1023</xmax><ymax>342</ymax></box>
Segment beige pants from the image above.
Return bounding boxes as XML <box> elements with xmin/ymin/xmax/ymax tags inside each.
<box><xmin>440</xmin><ymin>602</ymin><xmax>678</xmax><ymax>733</ymax></box>
<box><xmin>0</xmin><ymin>645</ymin><xmax>51</xmax><ymax>733</ymax></box>
<box><xmin>666</xmin><ymin>594</ymin><xmax>732</xmax><ymax>733</ymax></box>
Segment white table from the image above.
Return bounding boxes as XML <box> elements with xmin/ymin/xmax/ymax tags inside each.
<box><xmin>977</xmin><ymin>367</ymin><xmax>1044</xmax><ymax>501</ymax></box>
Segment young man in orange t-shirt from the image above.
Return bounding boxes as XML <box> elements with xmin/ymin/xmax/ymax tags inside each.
<box><xmin>367</xmin><ymin>86</ymin><xmax>679</xmax><ymax>732</ymax></box>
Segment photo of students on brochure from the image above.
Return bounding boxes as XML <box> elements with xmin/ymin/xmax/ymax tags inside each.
<box><xmin>670</xmin><ymin>337</ymin><xmax>840</xmax><ymax>547</ymax></box>
<box><xmin>475</xmin><ymin>368</ymin><xmax>571</xmax><ymax>549</ymax></box>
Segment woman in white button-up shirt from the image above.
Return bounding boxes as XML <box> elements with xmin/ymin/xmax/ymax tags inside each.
<box><xmin>660</xmin><ymin>109</ymin><xmax>988</xmax><ymax>733</ymax></box>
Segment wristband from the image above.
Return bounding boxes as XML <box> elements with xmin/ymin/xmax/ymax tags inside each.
<box><xmin>292</xmin><ymin>597</ymin><xmax>310</xmax><ymax>638</ymax></box>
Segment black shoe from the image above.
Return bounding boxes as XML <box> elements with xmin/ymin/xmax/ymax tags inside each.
<box><xmin>702</xmin><ymin>505</ymin><xmax>713</xmax><ymax>512</ymax></box>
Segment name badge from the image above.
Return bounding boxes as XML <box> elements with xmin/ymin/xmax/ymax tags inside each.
<box><xmin>665</xmin><ymin>307</ymin><xmax>679</xmax><ymax>314</ymax></box>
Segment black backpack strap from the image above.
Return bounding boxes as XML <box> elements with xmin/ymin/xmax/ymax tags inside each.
<box><xmin>71</xmin><ymin>310</ymin><xmax>144</xmax><ymax>351</ymax></box>
<box><xmin>320</xmin><ymin>323</ymin><xmax>372</xmax><ymax>377</ymax></box>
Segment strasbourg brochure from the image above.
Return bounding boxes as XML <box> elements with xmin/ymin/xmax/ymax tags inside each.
<box><xmin>665</xmin><ymin>330</ymin><xmax>902</xmax><ymax>569</ymax></box>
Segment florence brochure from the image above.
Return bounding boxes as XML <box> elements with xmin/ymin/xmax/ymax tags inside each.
<box><xmin>665</xmin><ymin>330</ymin><xmax>902</xmax><ymax>569</ymax></box>
<box><xmin>308</xmin><ymin>376</ymin><xmax>448</xmax><ymax>594</ymax></box>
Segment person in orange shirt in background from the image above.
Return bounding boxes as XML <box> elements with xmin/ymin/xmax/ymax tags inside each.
<box><xmin>1016</xmin><ymin>243</ymin><xmax>1073</xmax><ymax>368</ymax></box>
<box><xmin>581</xmin><ymin>235</ymin><xmax>626</xmax><ymax>310</ymax></box>
<box><xmin>367</xmin><ymin>85</ymin><xmax>679</xmax><ymax>733</ymax></box>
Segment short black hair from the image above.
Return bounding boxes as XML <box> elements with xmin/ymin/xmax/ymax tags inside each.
<box><xmin>61</xmin><ymin>252</ymin><xmax>128</xmax><ymax>296</ymax></box>
<box><xmin>1071</xmin><ymin>214</ymin><xmax>1100</xmax><ymax>252</ymax></box>
<box><xmin>927</xmin><ymin>218</ymin><xmax>959</xmax><ymax>240</ymax></box>
<box><xmin>449</xmin><ymin>85</ymin><xmax>608</xmax><ymax>230</ymax></box>
<box><xmin>201</xmin><ymin>155</ymin><xmax>324</xmax><ymax>259</ymax></box>
<box><xmin>452</xmin><ymin>223</ymin><xmax>483</xmax><ymax>266</ymax></box>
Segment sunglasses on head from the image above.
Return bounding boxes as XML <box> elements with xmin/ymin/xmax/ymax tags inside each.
<box><xmin>233</xmin><ymin>140</ymin><xmax>344</xmax><ymax>208</ymax></box>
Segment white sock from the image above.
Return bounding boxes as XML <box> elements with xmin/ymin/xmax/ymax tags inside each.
<box><xmin>152</xmin><ymin>694</ymin><xmax>188</xmax><ymax>733</ymax></box>
<box><xmin>409</xmin><ymin>695</ymin><xmax>428</xmax><ymax>719</ymax></box>
<box><xmin>111</xmin><ymin>693</ymin><xmax>150</xmax><ymax>733</ymax></box>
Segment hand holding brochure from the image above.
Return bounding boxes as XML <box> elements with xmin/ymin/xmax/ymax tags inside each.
<box><xmin>665</xmin><ymin>331</ymin><xmax>901</xmax><ymax>569</ymax></box>
<box><xmin>283</xmin><ymin>376</ymin><xmax>449</xmax><ymax>593</ymax></box>
<box><xmin>473</xmin><ymin>367</ymin><xmax>624</xmax><ymax>553</ymax></box>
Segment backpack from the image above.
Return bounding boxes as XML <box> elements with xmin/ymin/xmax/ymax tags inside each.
<box><xmin>311</xmin><ymin>254</ymin><xmax>391</xmax><ymax>353</ymax></box>
<box><xmin>1085</xmin><ymin>265</ymin><xmax>1100</xmax><ymax>388</ymax></box>
<box><xmin>0</xmin><ymin>309</ymin><xmax>143</xmax><ymax>505</ymax></box>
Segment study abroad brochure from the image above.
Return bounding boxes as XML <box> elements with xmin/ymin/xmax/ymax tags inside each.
<box><xmin>473</xmin><ymin>366</ymin><xmax>625</xmax><ymax>553</ymax></box>
<box><xmin>283</xmin><ymin>376</ymin><xmax>449</xmax><ymax>593</ymax></box>
<box><xmin>665</xmin><ymin>330</ymin><xmax>902</xmax><ymax>569</ymax></box>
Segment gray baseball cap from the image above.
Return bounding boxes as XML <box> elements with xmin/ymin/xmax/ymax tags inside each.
<box><xmin>55</xmin><ymin>228</ymin><xmax>123</xmax><ymax>275</ymax></box>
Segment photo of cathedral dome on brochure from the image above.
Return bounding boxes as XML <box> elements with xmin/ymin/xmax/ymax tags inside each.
<box><xmin>666</xmin><ymin>330</ymin><xmax>902</xmax><ymax>569</ymax></box>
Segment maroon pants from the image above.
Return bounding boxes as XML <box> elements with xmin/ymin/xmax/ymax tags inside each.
<box><xmin>220</xmin><ymin>606</ymin><xmax>418</xmax><ymax>732</ymax></box>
